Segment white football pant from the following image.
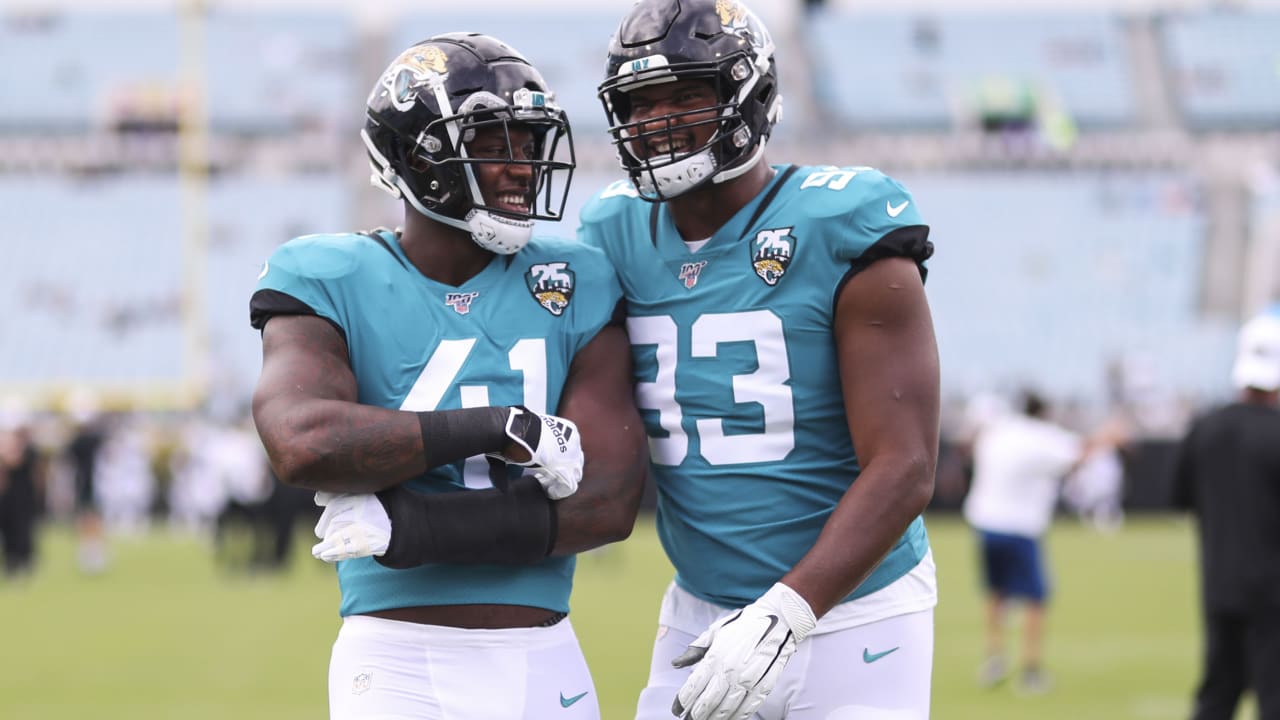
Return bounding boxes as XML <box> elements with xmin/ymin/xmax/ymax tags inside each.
<box><xmin>635</xmin><ymin>585</ymin><xmax>935</xmax><ymax>720</ymax></box>
<box><xmin>329</xmin><ymin>614</ymin><xmax>599</xmax><ymax>719</ymax></box>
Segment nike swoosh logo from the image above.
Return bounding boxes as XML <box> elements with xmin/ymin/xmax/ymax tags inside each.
<box><xmin>886</xmin><ymin>200</ymin><xmax>909</xmax><ymax>218</ymax></box>
<box><xmin>560</xmin><ymin>691</ymin><xmax>588</xmax><ymax>708</ymax></box>
<box><xmin>756</xmin><ymin>614</ymin><xmax>780</xmax><ymax>645</ymax></box>
<box><xmin>257</xmin><ymin>260</ymin><xmax>270</xmax><ymax>280</ymax></box>
<box><xmin>863</xmin><ymin>646</ymin><xmax>900</xmax><ymax>663</ymax></box>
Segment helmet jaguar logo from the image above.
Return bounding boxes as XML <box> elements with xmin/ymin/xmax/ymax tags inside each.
<box><xmin>382</xmin><ymin>46</ymin><xmax>449</xmax><ymax>110</ymax></box>
<box><xmin>525</xmin><ymin>262</ymin><xmax>575</xmax><ymax>317</ymax></box>
<box><xmin>751</xmin><ymin>227</ymin><xmax>795</xmax><ymax>287</ymax></box>
<box><xmin>716</xmin><ymin>0</ymin><xmax>749</xmax><ymax>32</ymax></box>
<box><xmin>403</xmin><ymin>46</ymin><xmax>448</xmax><ymax>75</ymax></box>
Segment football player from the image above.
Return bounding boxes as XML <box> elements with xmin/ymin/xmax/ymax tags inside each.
<box><xmin>250</xmin><ymin>33</ymin><xmax>645</xmax><ymax>720</ymax></box>
<box><xmin>579</xmin><ymin>1</ymin><xmax>941</xmax><ymax>718</ymax></box>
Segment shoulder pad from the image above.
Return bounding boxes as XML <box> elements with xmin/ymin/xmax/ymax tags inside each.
<box><xmin>525</xmin><ymin>234</ymin><xmax>612</xmax><ymax>271</ymax></box>
<box><xmin>789</xmin><ymin>166</ymin><xmax>919</xmax><ymax>221</ymax></box>
<box><xmin>265</xmin><ymin>232</ymin><xmax>372</xmax><ymax>282</ymax></box>
<box><xmin>579</xmin><ymin>179</ymin><xmax>643</xmax><ymax>226</ymax></box>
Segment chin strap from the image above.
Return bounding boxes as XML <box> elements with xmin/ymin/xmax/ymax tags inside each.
<box><xmin>633</xmin><ymin>138</ymin><xmax>768</xmax><ymax>200</ymax></box>
<box><xmin>463</xmin><ymin>208</ymin><xmax>534</xmax><ymax>255</ymax></box>
<box><xmin>635</xmin><ymin>149</ymin><xmax>718</xmax><ymax>199</ymax></box>
<box><xmin>712</xmin><ymin>140</ymin><xmax>767</xmax><ymax>185</ymax></box>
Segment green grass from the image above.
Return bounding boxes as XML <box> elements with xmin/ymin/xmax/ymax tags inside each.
<box><xmin>0</xmin><ymin>514</ymin><xmax>1247</xmax><ymax>719</ymax></box>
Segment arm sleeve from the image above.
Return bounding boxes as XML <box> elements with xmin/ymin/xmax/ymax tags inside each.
<box><xmin>375</xmin><ymin>476</ymin><xmax>556</xmax><ymax>568</ymax></box>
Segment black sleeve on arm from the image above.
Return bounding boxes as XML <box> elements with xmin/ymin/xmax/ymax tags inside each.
<box><xmin>374</xmin><ymin>477</ymin><xmax>557</xmax><ymax>568</ymax></box>
<box><xmin>249</xmin><ymin>289</ymin><xmax>350</xmax><ymax>344</ymax></box>
<box><xmin>417</xmin><ymin>406</ymin><xmax>513</xmax><ymax>471</ymax></box>
<box><xmin>833</xmin><ymin>225</ymin><xmax>933</xmax><ymax>315</ymax></box>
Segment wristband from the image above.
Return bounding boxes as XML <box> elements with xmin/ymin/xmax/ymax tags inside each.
<box><xmin>416</xmin><ymin>406</ymin><xmax>510</xmax><ymax>471</ymax></box>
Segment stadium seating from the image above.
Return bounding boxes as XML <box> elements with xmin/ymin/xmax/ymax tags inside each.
<box><xmin>204</xmin><ymin>11</ymin><xmax>357</xmax><ymax>133</ymax></box>
<box><xmin>391</xmin><ymin>13</ymin><xmax>625</xmax><ymax>133</ymax></box>
<box><xmin>0</xmin><ymin>175</ymin><xmax>184</xmax><ymax>382</ymax></box>
<box><xmin>0</xmin><ymin>12</ymin><xmax>179</xmax><ymax>131</ymax></box>
<box><xmin>808</xmin><ymin>12</ymin><xmax>1137</xmax><ymax>130</ymax></box>
<box><xmin>1159</xmin><ymin>11</ymin><xmax>1280</xmax><ymax>129</ymax></box>
<box><xmin>0</xmin><ymin>9</ymin><xmax>357</xmax><ymax>133</ymax></box>
<box><xmin>204</xmin><ymin>174</ymin><xmax>350</xmax><ymax>393</ymax></box>
<box><xmin>0</xmin><ymin>174</ymin><xmax>348</xmax><ymax>391</ymax></box>
<box><xmin>0</xmin><ymin>6</ymin><xmax>1269</xmax><ymax>413</ymax></box>
<box><xmin>906</xmin><ymin>171</ymin><xmax>1233</xmax><ymax>399</ymax></box>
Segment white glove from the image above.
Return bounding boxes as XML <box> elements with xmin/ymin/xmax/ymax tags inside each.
<box><xmin>310</xmin><ymin>492</ymin><xmax>392</xmax><ymax>563</ymax></box>
<box><xmin>487</xmin><ymin>406</ymin><xmax>583</xmax><ymax>500</ymax></box>
<box><xmin>671</xmin><ymin>582</ymin><xmax>818</xmax><ymax>720</ymax></box>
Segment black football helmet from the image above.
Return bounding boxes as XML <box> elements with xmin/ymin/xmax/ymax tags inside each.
<box><xmin>598</xmin><ymin>0</ymin><xmax>781</xmax><ymax>201</ymax></box>
<box><xmin>363</xmin><ymin>33</ymin><xmax>575</xmax><ymax>254</ymax></box>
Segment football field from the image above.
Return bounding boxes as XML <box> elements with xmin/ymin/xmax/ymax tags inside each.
<box><xmin>0</xmin><ymin>514</ymin><xmax>1246</xmax><ymax>719</ymax></box>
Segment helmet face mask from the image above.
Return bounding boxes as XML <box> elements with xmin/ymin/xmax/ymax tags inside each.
<box><xmin>364</xmin><ymin>34</ymin><xmax>575</xmax><ymax>254</ymax></box>
<box><xmin>611</xmin><ymin>74</ymin><xmax>736</xmax><ymax>199</ymax></box>
<box><xmin>598</xmin><ymin>0</ymin><xmax>780</xmax><ymax>201</ymax></box>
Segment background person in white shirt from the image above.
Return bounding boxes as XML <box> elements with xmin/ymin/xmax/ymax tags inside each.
<box><xmin>963</xmin><ymin>390</ymin><xmax>1117</xmax><ymax>693</ymax></box>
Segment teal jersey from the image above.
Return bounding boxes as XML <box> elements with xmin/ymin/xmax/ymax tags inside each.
<box><xmin>250</xmin><ymin>229</ymin><xmax>621</xmax><ymax>616</ymax></box>
<box><xmin>578</xmin><ymin>165</ymin><xmax>933</xmax><ymax>608</ymax></box>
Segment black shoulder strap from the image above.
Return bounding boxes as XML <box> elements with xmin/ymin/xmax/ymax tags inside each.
<box><xmin>359</xmin><ymin>227</ymin><xmax>407</xmax><ymax>270</ymax></box>
<box><xmin>649</xmin><ymin>203</ymin><xmax>661</xmax><ymax>247</ymax></box>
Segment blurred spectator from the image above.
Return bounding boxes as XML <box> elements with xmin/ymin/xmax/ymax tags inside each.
<box><xmin>65</xmin><ymin>400</ymin><xmax>108</xmax><ymax>574</ymax></box>
<box><xmin>206</xmin><ymin>418</ymin><xmax>286</xmax><ymax>572</ymax></box>
<box><xmin>216</xmin><ymin>470</ymin><xmax>314</xmax><ymax>573</ymax></box>
<box><xmin>93</xmin><ymin>415</ymin><xmax>155</xmax><ymax>535</ymax></box>
<box><xmin>0</xmin><ymin>401</ymin><xmax>41</xmax><ymax>579</ymax></box>
<box><xmin>168</xmin><ymin>418</ymin><xmax>237</xmax><ymax>536</ymax></box>
<box><xmin>963</xmin><ymin>389</ymin><xmax>1121</xmax><ymax>694</ymax></box>
<box><xmin>968</xmin><ymin>76</ymin><xmax>1078</xmax><ymax>157</ymax></box>
<box><xmin>1063</xmin><ymin>442</ymin><xmax>1126</xmax><ymax>533</ymax></box>
<box><xmin>169</xmin><ymin>413</ymin><xmax>310</xmax><ymax>572</ymax></box>
<box><xmin>936</xmin><ymin>392</ymin><xmax>1013</xmax><ymax>510</ymax></box>
<box><xmin>1173</xmin><ymin>313</ymin><xmax>1280</xmax><ymax>720</ymax></box>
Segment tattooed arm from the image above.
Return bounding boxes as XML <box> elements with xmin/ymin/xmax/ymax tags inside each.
<box><xmin>251</xmin><ymin>314</ymin><xmax>427</xmax><ymax>493</ymax></box>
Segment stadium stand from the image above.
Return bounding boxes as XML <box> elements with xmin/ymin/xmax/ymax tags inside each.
<box><xmin>391</xmin><ymin>13</ymin><xmax>624</xmax><ymax>133</ymax></box>
<box><xmin>0</xmin><ymin>10</ymin><xmax>358</xmax><ymax>134</ymax></box>
<box><xmin>1159</xmin><ymin>11</ymin><xmax>1280</xmax><ymax>130</ymax></box>
<box><xmin>807</xmin><ymin>12</ymin><xmax>1137</xmax><ymax>130</ymax></box>
<box><xmin>0</xmin><ymin>5</ymin><xmax>1274</xmax><ymax>421</ymax></box>
<box><xmin>204</xmin><ymin>174</ymin><xmax>351</xmax><ymax>398</ymax></box>
<box><xmin>205</xmin><ymin>11</ymin><xmax>357</xmax><ymax>133</ymax></box>
<box><xmin>909</xmin><ymin>170</ymin><xmax>1234</xmax><ymax>401</ymax></box>
<box><xmin>0</xmin><ymin>175</ymin><xmax>184</xmax><ymax>383</ymax></box>
<box><xmin>0</xmin><ymin>12</ymin><xmax>179</xmax><ymax>131</ymax></box>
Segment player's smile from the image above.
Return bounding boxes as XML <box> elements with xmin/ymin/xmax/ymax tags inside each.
<box><xmin>492</xmin><ymin>187</ymin><xmax>532</xmax><ymax>214</ymax></box>
<box><xmin>646</xmin><ymin>133</ymin><xmax>694</xmax><ymax>159</ymax></box>
<box><xmin>467</xmin><ymin>123</ymin><xmax>538</xmax><ymax>217</ymax></box>
<box><xmin>625</xmin><ymin>79</ymin><xmax>720</xmax><ymax>162</ymax></box>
